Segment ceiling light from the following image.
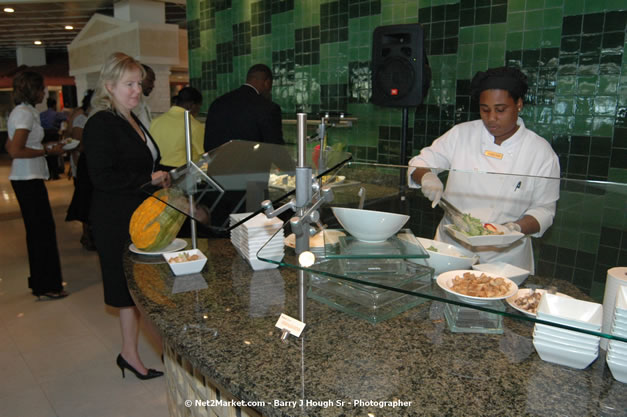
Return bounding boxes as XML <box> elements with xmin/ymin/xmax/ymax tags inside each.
<box><xmin>65</xmin><ymin>25</ymin><xmax>74</xmax><ymax>30</ymax></box>
<box><xmin>34</xmin><ymin>41</ymin><xmax>42</xmax><ymax>45</ymax></box>
<box><xmin>3</xmin><ymin>7</ymin><xmax>15</xmax><ymax>13</ymax></box>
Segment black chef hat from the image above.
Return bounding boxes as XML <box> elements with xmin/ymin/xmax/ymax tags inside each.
<box><xmin>470</xmin><ymin>67</ymin><xmax>528</xmax><ymax>101</ymax></box>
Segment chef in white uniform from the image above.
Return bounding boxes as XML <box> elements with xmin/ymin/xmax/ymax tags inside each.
<box><xmin>408</xmin><ymin>67</ymin><xmax>560</xmax><ymax>273</ymax></box>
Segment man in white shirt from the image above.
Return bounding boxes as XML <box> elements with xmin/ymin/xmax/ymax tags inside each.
<box><xmin>133</xmin><ymin>64</ymin><xmax>155</xmax><ymax>129</ymax></box>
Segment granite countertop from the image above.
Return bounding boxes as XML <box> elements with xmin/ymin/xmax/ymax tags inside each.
<box><xmin>124</xmin><ymin>239</ymin><xmax>627</xmax><ymax>417</ymax></box>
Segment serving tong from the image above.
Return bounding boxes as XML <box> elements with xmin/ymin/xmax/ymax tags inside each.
<box><xmin>438</xmin><ymin>197</ymin><xmax>472</xmax><ymax>234</ymax></box>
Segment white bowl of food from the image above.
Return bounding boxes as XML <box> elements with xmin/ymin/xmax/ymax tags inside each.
<box><xmin>162</xmin><ymin>249</ymin><xmax>207</xmax><ymax>276</ymax></box>
<box><xmin>411</xmin><ymin>237</ymin><xmax>479</xmax><ymax>275</ymax></box>
<box><xmin>331</xmin><ymin>207</ymin><xmax>409</xmax><ymax>243</ymax></box>
<box><xmin>472</xmin><ymin>262</ymin><xmax>530</xmax><ymax>286</ymax></box>
<box><xmin>436</xmin><ymin>269</ymin><xmax>518</xmax><ymax>305</ymax></box>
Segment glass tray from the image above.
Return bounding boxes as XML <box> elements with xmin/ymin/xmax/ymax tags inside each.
<box><xmin>324</xmin><ymin>228</ymin><xmax>429</xmax><ymax>259</ymax></box>
<box><xmin>307</xmin><ymin>261</ymin><xmax>433</xmax><ymax>324</ymax></box>
<box><xmin>444</xmin><ymin>297</ymin><xmax>506</xmax><ymax>334</ymax></box>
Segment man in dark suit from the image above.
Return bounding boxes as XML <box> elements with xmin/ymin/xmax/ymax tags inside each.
<box><xmin>204</xmin><ymin>64</ymin><xmax>284</xmax><ymax>151</ymax></box>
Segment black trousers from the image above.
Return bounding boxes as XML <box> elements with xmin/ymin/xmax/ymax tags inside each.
<box><xmin>11</xmin><ymin>179</ymin><xmax>64</xmax><ymax>295</ymax></box>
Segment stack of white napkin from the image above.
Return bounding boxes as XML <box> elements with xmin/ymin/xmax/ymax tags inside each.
<box><xmin>229</xmin><ymin>213</ymin><xmax>284</xmax><ymax>270</ymax></box>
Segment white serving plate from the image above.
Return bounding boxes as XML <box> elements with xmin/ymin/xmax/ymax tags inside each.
<box><xmin>162</xmin><ymin>249</ymin><xmax>207</xmax><ymax>276</ymax></box>
<box><xmin>129</xmin><ymin>238</ymin><xmax>187</xmax><ymax>255</ymax></box>
<box><xmin>443</xmin><ymin>224</ymin><xmax>524</xmax><ymax>247</ymax></box>
<box><xmin>507</xmin><ymin>288</ymin><xmax>572</xmax><ymax>317</ymax></box>
<box><xmin>436</xmin><ymin>269</ymin><xmax>518</xmax><ymax>305</ymax></box>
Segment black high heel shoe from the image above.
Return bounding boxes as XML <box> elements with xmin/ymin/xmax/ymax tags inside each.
<box><xmin>116</xmin><ymin>354</ymin><xmax>164</xmax><ymax>380</ymax></box>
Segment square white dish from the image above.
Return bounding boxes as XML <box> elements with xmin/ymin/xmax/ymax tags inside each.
<box><xmin>533</xmin><ymin>325</ymin><xmax>600</xmax><ymax>348</ymax></box>
<box><xmin>532</xmin><ymin>330</ymin><xmax>598</xmax><ymax>353</ymax></box>
<box><xmin>537</xmin><ymin>294</ymin><xmax>602</xmax><ymax>331</ymax></box>
<box><xmin>472</xmin><ymin>262</ymin><xmax>530</xmax><ymax>285</ymax></box>
<box><xmin>507</xmin><ymin>289</ymin><xmax>572</xmax><ymax>317</ymax></box>
<box><xmin>163</xmin><ymin>249</ymin><xmax>207</xmax><ymax>276</ymax></box>
<box><xmin>606</xmin><ymin>357</ymin><xmax>627</xmax><ymax>383</ymax></box>
<box><xmin>443</xmin><ymin>224</ymin><xmax>524</xmax><ymax>247</ymax></box>
<box><xmin>533</xmin><ymin>338</ymin><xmax>598</xmax><ymax>369</ymax></box>
<box><xmin>535</xmin><ymin>323</ymin><xmax>601</xmax><ymax>344</ymax></box>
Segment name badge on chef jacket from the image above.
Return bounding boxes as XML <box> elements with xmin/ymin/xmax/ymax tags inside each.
<box><xmin>484</xmin><ymin>150</ymin><xmax>503</xmax><ymax>159</ymax></box>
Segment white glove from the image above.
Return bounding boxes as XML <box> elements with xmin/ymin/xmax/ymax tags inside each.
<box><xmin>420</xmin><ymin>172</ymin><xmax>443</xmax><ymax>208</ymax></box>
<box><xmin>503</xmin><ymin>222</ymin><xmax>522</xmax><ymax>233</ymax></box>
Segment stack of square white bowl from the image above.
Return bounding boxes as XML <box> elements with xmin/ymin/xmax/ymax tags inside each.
<box><xmin>532</xmin><ymin>293</ymin><xmax>602</xmax><ymax>369</ymax></box>
<box><xmin>607</xmin><ymin>286</ymin><xmax>627</xmax><ymax>383</ymax></box>
<box><xmin>229</xmin><ymin>213</ymin><xmax>284</xmax><ymax>270</ymax></box>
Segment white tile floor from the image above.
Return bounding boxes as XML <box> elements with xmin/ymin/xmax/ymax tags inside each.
<box><xmin>0</xmin><ymin>155</ymin><xmax>168</xmax><ymax>417</ymax></box>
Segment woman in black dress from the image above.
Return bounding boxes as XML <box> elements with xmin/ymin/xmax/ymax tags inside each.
<box><xmin>83</xmin><ymin>52</ymin><xmax>169</xmax><ymax>380</ymax></box>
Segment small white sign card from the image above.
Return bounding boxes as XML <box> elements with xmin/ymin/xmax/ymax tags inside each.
<box><xmin>275</xmin><ymin>313</ymin><xmax>306</xmax><ymax>339</ymax></box>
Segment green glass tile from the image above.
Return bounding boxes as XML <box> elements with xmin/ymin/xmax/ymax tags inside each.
<box><xmin>592</xmin><ymin>117</ymin><xmax>615</xmax><ymax>136</ymax></box>
<box><xmin>490</xmin><ymin>24</ymin><xmax>507</xmax><ymax>42</ymax></box>
<box><xmin>545</xmin><ymin>0</ymin><xmax>564</xmax><ymax>7</ymax></box>
<box><xmin>489</xmin><ymin>44</ymin><xmax>506</xmax><ymax>62</ymax></box>
<box><xmin>542</xmin><ymin>28</ymin><xmax>562</xmax><ymax>47</ymax></box>
<box><xmin>563</xmin><ymin>0</ymin><xmax>585</xmax><ymax>15</ymax></box>
<box><xmin>474</xmin><ymin>43</ymin><xmax>489</xmax><ymax>61</ymax></box>
<box><xmin>459</xmin><ymin>27</ymin><xmax>474</xmax><ymax>45</ymax></box>
<box><xmin>457</xmin><ymin>43</ymin><xmax>472</xmax><ymax>62</ymax></box>
<box><xmin>556</xmin><ymin>76</ymin><xmax>577</xmax><ymax>94</ymax></box>
<box><xmin>506</xmin><ymin>32</ymin><xmax>524</xmax><ymax>50</ymax></box>
<box><xmin>507</xmin><ymin>12</ymin><xmax>525</xmax><ymax>32</ymax></box>
<box><xmin>472</xmin><ymin>60</ymin><xmax>488</xmax><ymax>75</ymax></box>
<box><xmin>554</xmin><ymin>98</ymin><xmax>576</xmax><ymax>115</ymax></box>
<box><xmin>577</xmin><ymin>76</ymin><xmax>598</xmax><ymax>96</ymax></box>
<box><xmin>590</xmin><ymin>282</ymin><xmax>605</xmax><ymax>303</ymax></box>
<box><xmin>475</xmin><ymin>26</ymin><xmax>489</xmax><ymax>42</ymax></box>
<box><xmin>608</xmin><ymin>168</ymin><xmax>627</xmax><ymax>183</ymax></box>
<box><xmin>575</xmin><ymin>96</ymin><xmax>594</xmax><ymax>114</ymax></box>
<box><xmin>584</xmin><ymin>0</ymin><xmax>606</xmax><ymax>13</ymax></box>
<box><xmin>508</xmin><ymin>0</ymin><xmax>525</xmax><ymax>12</ymax></box>
<box><xmin>573</xmin><ymin>116</ymin><xmax>593</xmax><ymax>134</ymax></box>
<box><xmin>594</xmin><ymin>96</ymin><xmax>618</xmax><ymax>115</ymax></box>
<box><xmin>543</xmin><ymin>8</ymin><xmax>563</xmax><ymax>28</ymax></box>
<box><xmin>456</xmin><ymin>62</ymin><xmax>473</xmax><ymax>80</ymax></box>
<box><xmin>606</xmin><ymin>0</ymin><xmax>627</xmax><ymax>9</ymax></box>
<box><xmin>559</xmin><ymin>230</ymin><xmax>579</xmax><ymax>250</ymax></box>
<box><xmin>526</xmin><ymin>10</ymin><xmax>544</xmax><ymax>30</ymax></box>
<box><xmin>523</xmin><ymin>29</ymin><xmax>543</xmax><ymax>49</ymax></box>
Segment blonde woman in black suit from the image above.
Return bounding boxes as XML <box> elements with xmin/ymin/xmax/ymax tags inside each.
<box><xmin>83</xmin><ymin>52</ymin><xmax>169</xmax><ymax>380</ymax></box>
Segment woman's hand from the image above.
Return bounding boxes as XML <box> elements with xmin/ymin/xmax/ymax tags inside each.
<box><xmin>151</xmin><ymin>170</ymin><xmax>171</xmax><ymax>188</ymax></box>
<box><xmin>45</xmin><ymin>142</ymin><xmax>65</xmax><ymax>156</ymax></box>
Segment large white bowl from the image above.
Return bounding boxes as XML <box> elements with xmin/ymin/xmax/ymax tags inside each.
<box><xmin>472</xmin><ymin>262</ymin><xmax>530</xmax><ymax>286</ymax></box>
<box><xmin>537</xmin><ymin>294</ymin><xmax>603</xmax><ymax>331</ymax></box>
<box><xmin>331</xmin><ymin>207</ymin><xmax>409</xmax><ymax>243</ymax></box>
<box><xmin>163</xmin><ymin>249</ymin><xmax>208</xmax><ymax>276</ymax></box>
<box><xmin>412</xmin><ymin>237</ymin><xmax>479</xmax><ymax>275</ymax></box>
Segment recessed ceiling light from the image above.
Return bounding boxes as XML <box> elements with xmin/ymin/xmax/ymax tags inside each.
<box><xmin>65</xmin><ymin>25</ymin><xmax>74</xmax><ymax>30</ymax></box>
<box><xmin>34</xmin><ymin>41</ymin><xmax>42</xmax><ymax>45</ymax></box>
<box><xmin>4</xmin><ymin>7</ymin><xmax>15</xmax><ymax>13</ymax></box>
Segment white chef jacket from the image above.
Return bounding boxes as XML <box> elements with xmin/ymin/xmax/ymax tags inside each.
<box><xmin>8</xmin><ymin>103</ymin><xmax>49</xmax><ymax>180</ymax></box>
<box><xmin>407</xmin><ymin>118</ymin><xmax>560</xmax><ymax>273</ymax></box>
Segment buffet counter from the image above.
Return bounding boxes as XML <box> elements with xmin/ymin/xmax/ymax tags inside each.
<box><xmin>124</xmin><ymin>239</ymin><xmax>627</xmax><ymax>417</ymax></box>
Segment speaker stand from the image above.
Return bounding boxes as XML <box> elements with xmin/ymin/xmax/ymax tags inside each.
<box><xmin>399</xmin><ymin>107</ymin><xmax>411</xmax><ymax>211</ymax></box>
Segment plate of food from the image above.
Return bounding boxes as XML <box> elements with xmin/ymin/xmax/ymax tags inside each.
<box><xmin>62</xmin><ymin>138</ymin><xmax>80</xmax><ymax>151</ymax></box>
<box><xmin>129</xmin><ymin>238</ymin><xmax>187</xmax><ymax>255</ymax></box>
<box><xmin>506</xmin><ymin>288</ymin><xmax>572</xmax><ymax>317</ymax></box>
<box><xmin>436</xmin><ymin>269</ymin><xmax>518</xmax><ymax>305</ymax></box>
<box><xmin>443</xmin><ymin>213</ymin><xmax>524</xmax><ymax>247</ymax></box>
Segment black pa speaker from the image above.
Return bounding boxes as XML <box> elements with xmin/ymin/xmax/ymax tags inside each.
<box><xmin>371</xmin><ymin>24</ymin><xmax>430</xmax><ymax>107</ymax></box>
<box><xmin>61</xmin><ymin>85</ymin><xmax>78</xmax><ymax>108</ymax></box>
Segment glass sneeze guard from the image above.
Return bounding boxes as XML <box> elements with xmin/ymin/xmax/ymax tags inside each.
<box><xmin>253</xmin><ymin>160</ymin><xmax>627</xmax><ymax>342</ymax></box>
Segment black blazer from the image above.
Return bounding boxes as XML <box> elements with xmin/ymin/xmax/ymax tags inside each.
<box><xmin>83</xmin><ymin>110</ymin><xmax>161</xmax><ymax>225</ymax></box>
<box><xmin>204</xmin><ymin>85</ymin><xmax>284</xmax><ymax>151</ymax></box>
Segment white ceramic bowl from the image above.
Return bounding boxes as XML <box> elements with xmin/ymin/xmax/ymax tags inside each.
<box><xmin>606</xmin><ymin>357</ymin><xmax>627</xmax><ymax>383</ymax></box>
<box><xmin>412</xmin><ymin>237</ymin><xmax>479</xmax><ymax>275</ymax></box>
<box><xmin>532</xmin><ymin>330</ymin><xmax>599</xmax><ymax>354</ymax></box>
<box><xmin>436</xmin><ymin>269</ymin><xmax>518</xmax><ymax>305</ymax></box>
<box><xmin>537</xmin><ymin>294</ymin><xmax>603</xmax><ymax>331</ymax></box>
<box><xmin>533</xmin><ymin>325</ymin><xmax>600</xmax><ymax>348</ymax></box>
<box><xmin>331</xmin><ymin>207</ymin><xmax>409</xmax><ymax>243</ymax></box>
<box><xmin>163</xmin><ymin>249</ymin><xmax>207</xmax><ymax>276</ymax></box>
<box><xmin>533</xmin><ymin>338</ymin><xmax>598</xmax><ymax>369</ymax></box>
<box><xmin>534</xmin><ymin>324</ymin><xmax>600</xmax><ymax>346</ymax></box>
<box><xmin>472</xmin><ymin>262</ymin><xmax>530</xmax><ymax>286</ymax></box>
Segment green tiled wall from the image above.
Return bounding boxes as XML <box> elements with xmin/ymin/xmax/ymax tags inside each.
<box><xmin>187</xmin><ymin>0</ymin><xmax>626</xmax><ymax>299</ymax></box>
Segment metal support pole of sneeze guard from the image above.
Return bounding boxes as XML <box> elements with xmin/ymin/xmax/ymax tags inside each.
<box><xmin>294</xmin><ymin>113</ymin><xmax>311</xmax><ymax>322</ymax></box>
<box><xmin>184</xmin><ymin>110</ymin><xmax>197</xmax><ymax>249</ymax></box>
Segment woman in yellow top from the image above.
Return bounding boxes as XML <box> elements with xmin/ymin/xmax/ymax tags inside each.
<box><xmin>149</xmin><ymin>87</ymin><xmax>205</xmax><ymax>171</ymax></box>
